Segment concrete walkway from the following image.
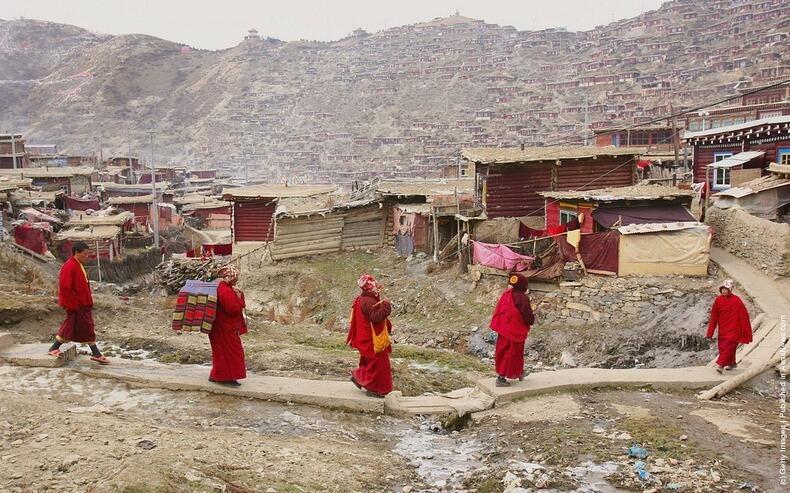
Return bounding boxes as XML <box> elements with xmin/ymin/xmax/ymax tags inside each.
<box><xmin>710</xmin><ymin>247</ymin><xmax>789</xmax><ymax>367</ymax></box>
<box><xmin>0</xmin><ymin>248</ymin><xmax>784</xmax><ymax>417</ymax></box>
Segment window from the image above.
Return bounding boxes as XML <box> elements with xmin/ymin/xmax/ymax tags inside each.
<box><xmin>714</xmin><ymin>168</ymin><xmax>730</xmax><ymax>188</ymax></box>
<box><xmin>778</xmin><ymin>148</ymin><xmax>790</xmax><ymax>166</ymax></box>
<box><xmin>560</xmin><ymin>210</ymin><xmax>577</xmax><ymax>224</ymax></box>
<box><xmin>629</xmin><ymin>132</ymin><xmax>649</xmax><ymax>145</ymax></box>
<box><xmin>713</xmin><ymin>152</ymin><xmax>733</xmax><ymax>162</ymax></box>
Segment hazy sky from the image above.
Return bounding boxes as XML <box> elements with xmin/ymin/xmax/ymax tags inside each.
<box><xmin>3</xmin><ymin>0</ymin><xmax>666</xmax><ymax>50</ymax></box>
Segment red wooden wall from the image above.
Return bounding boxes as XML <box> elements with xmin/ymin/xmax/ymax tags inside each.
<box><xmin>233</xmin><ymin>200</ymin><xmax>275</xmax><ymax>242</ymax></box>
<box><xmin>484</xmin><ymin>163</ymin><xmax>551</xmax><ymax>218</ymax></box>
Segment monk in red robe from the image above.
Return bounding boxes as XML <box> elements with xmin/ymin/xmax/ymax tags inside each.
<box><xmin>208</xmin><ymin>265</ymin><xmax>247</xmax><ymax>387</ymax></box>
<box><xmin>706</xmin><ymin>279</ymin><xmax>752</xmax><ymax>374</ymax></box>
<box><xmin>347</xmin><ymin>274</ymin><xmax>393</xmax><ymax>397</ymax></box>
<box><xmin>48</xmin><ymin>241</ymin><xmax>109</xmax><ymax>364</ymax></box>
<box><xmin>490</xmin><ymin>274</ymin><xmax>535</xmax><ymax>387</ymax></box>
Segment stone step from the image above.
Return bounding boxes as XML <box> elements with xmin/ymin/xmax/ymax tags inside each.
<box><xmin>0</xmin><ymin>341</ymin><xmax>77</xmax><ymax>368</ymax></box>
<box><xmin>71</xmin><ymin>358</ymin><xmax>385</xmax><ymax>414</ymax></box>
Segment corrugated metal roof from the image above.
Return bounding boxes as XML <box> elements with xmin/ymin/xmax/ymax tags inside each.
<box><xmin>617</xmin><ymin>222</ymin><xmax>707</xmax><ymax>235</ymax></box>
<box><xmin>55</xmin><ymin>225</ymin><xmax>121</xmax><ymax>241</ymax></box>
<box><xmin>0</xmin><ymin>166</ymin><xmax>95</xmax><ymax>178</ymax></box>
<box><xmin>461</xmin><ymin>146</ymin><xmax>645</xmax><ymax>165</ymax></box>
<box><xmin>182</xmin><ymin>200</ymin><xmax>230</xmax><ymax>212</ymax></box>
<box><xmin>376</xmin><ymin>179</ymin><xmax>474</xmax><ymax>196</ymax></box>
<box><xmin>67</xmin><ymin>211</ymin><xmax>135</xmax><ymax>226</ymax></box>
<box><xmin>99</xmin><ymin>182</ymin><xmax>170</xmax><ymax>191</ymax></box>
<box><xmin>0</xmin><ymin>177</ymin><xmax>31</xmax><ymax>192</ymax></box>
<box><xmin>107</xmin><ymin>194</ymin><xmax>154</xmax><ymax>205</ymax></box>
<box><xmin>223</xmin><ymin>184</ymin><xmax>335</xmax><ymax>200</ymax></box>
<box><xmin>714</xmin><ymin>173</ymin><xmax>790</xmax><ymax>198</ymax></box>
<box><xmin>706</xmin><ymin>151</ymin><xmax>764</xmax><ymax>169</ymax></box>
<box><xmin>683</xmin><ymin>115</ymin><xmax>790</xmax><ymax>139</ymax></box>
<box><xmin>540</xmin><ymin>185</ymin><xmax>696</xmax><ymax>201</ymax></box>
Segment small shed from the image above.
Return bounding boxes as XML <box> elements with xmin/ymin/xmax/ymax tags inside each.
<box><xmin>375</xmin><ymin>179</ymin><xmax>475</xmax><ymax>256</ymax></box>
<box><xmin>539</xmin><ymin>185</ymin><xmax>697</xmax><ymax>232</ymax></box>
<box><xmin>534</xmin><ymin>185</ymin><xmax>709</xmax><ymax>277</ymax></box>
<box><xmin>222</xmin><ymin>184</ymin><xmax>335</xmax><ymax>243</ymax></box>
<box><xmin>55</xmin><ymin>225</ymin><xmax>123</xmax><ymax>260</ymax></box>
<box><xmin>0</xmin><ymin>166</ymin><xmax>94</xmax><ymax>195</ymax></box>
<box><xmin>181</xmin><ymin>199</ymin><xmax>232</xmax><ymax>230</ymax></box>
<box><xmin>712</xmin><ymin>162</ymin><xmax>790</xmax><ymax>220</ymax></box>
<box><xmin>461</xmin><ymin>146</ymin><xmax>645</xmax><ymax>218</ymax></box>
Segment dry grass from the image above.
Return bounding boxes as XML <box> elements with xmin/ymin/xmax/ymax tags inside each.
<box><xmin>0</xmin><ymin>245</ymin><xmax>48</xmax><ymax>292</ymax></box>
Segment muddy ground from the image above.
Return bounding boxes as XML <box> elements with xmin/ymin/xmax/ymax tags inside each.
<box><xmin>0</xmin><ymin>366</ymin><xmax>783</xmax><ymax>492</ymax></box>
<box><xmin>0</xmin><ymin>246</ymin><xmax>785</xmax><ymax>491</ymax></box>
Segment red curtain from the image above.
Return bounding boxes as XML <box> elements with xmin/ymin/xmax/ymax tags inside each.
<box><xmin>556</xmin><ymin>231</ymin><xmax>620</xmax><ymax>275</ymax></box>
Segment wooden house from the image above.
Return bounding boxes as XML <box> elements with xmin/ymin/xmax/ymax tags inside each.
<box><xmin>683</xmin><ymin>115</ymin><xmax>790</xmax><ymax>189</ymax></box>
<box><xmin>537</xmin><ymin>186</ymin><xmax>708</xmax><ymax>277</ymax></box>
<box><xmin>222</xmin><ymin>184</ymin><xmax>335</xmax><ymax>244</ymax></box>
<box><xmin>0</xmin><ymin>167</ymin><xmax>94</xmax><ymax>196</ymax></box>
<box><xmin>461</xmin><ymin>146</ymin><xmax>645</xmax><ymax>218</ymax></box>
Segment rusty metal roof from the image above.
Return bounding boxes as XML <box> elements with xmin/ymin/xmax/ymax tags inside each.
<box><xmin>0</xmin><ymin>166</ymin><xmax>95</xmax><ymax>178</ymax></box>
<box><xmin>376</xmin><ymin>179</ymin><xmax>474</xmax><ymax>196</ymax></box>
<box><xmin>55</xmin><ymin>225</ymin><xmax>121</xmax><ymax>241</ymax></box>
<box><xmin>223</xmin><ymin>184</ymin><xmax>335</xmax><ymax>200</ymax></box>
<box><xmin>107</xmin><ymin>194</ymin><xmax>154</xmax><ymax>205</ymax></box>
<box><xmin>66</xmin><ymin>212</ymin><xmax>135</xmax><ymax>226</ymax></box>
<box><xmin>540</xmin><ymin>184</ymin><xmax>696</xmax><ymax>201</ymax></box>
<box><xmin>461</xmin><ymin>146</ymin><xmax>646</xmax><ymax>165</ymax></box>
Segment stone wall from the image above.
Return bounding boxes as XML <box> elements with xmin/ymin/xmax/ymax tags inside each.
<box><xmin>537</xmin><ymin>275</ymin><xmax>712</xmax><ymax>328</ymax></box>
<box><xmin>706</xmin><ymin>206</ymin><xmax>790</xmax><ymax>278</ymax></box>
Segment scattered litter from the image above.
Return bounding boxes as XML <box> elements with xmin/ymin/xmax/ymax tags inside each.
<box><xmin>633</xmin><ymin>461</ymin><xmax>650</xmax><ymax>481</ymax></box>
<box><xmin>628</xmin><ymin>444</ymin><xmax>649</xmax><ymax>459</ymax></box>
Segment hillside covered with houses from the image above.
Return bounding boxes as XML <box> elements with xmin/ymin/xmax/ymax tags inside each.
<box><xmin>0</xmin><ymin>0</ymin><xmax>787</xmax><ymax>184</ymax></box>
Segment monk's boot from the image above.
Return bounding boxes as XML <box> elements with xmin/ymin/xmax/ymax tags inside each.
<box><xmin>715</xmin><ymin>366</ymin><xmax>724</xmax><ymax>374</ymax></box>
<box><xmin>724</xmin><ymin>364</ymin><xmax>737</xmax><ymax>370</ymax></box>
<box><xmin>496</xmin><ymin>376</ymin><xmax>510</xmax><ymax>387</ymax></box>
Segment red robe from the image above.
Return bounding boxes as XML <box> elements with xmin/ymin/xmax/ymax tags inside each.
<box><xmin>57</xmin><ymin>256</ymin><xmax>96</xmax><ymax>343</ymax></box>
<box><xmin>707</xmin><ymin>293</ymin><xmax>752</xmax><ymax>367</ymax></box>
<box><xmin>491</xmin><ymin>289</ymin><xmax>534</xmax><ymax>379</ymax></box>
<box><xmin>347</xmin><ymin>292</ymin><xmax>393</xmax><ymax>395</ymax></box>
<box><xmin>209</xmin><ymin>281</ymin><xmax>247</xmax><ymax>382</ymax></box>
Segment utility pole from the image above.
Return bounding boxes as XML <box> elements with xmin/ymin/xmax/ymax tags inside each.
<box><xmin>127</xmin><ymin>126</ymin><xmax>134</xmax><ymax>184</ymax></box>
<box><xmin>10</xmin><ymin>131</ymin><xmax>17</xmax><ymax>169</ymax></box>
<box><xmin>669</xmin><ymin>103</ymin><xmax>681</xmax><ymax>177</ymax></box>
<box><xmin>583</xmin><ymin>94</ymin><xmax>589</xmax><ymax>146</ymax></box>
<box><xmin>148</xmin><ymin>131</ymin><xmax>160</xmax><ymax>249</ymax></box>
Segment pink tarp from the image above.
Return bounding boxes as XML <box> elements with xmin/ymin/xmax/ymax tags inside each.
<box><xmin>472</xmin><ymin>241</ymin><xmax>534</xmax><ymax>272</ymax></box>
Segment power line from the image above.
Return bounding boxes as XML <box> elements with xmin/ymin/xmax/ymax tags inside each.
<box><xmin>543</xmin><ymin>78</ymin><xmax>790</xmax><ymax>148</ymax></box>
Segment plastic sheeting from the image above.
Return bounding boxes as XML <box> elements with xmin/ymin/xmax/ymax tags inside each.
<box><xmin>713</xmin><ymin>185</ymin><xmax>790</xmax><ymax>221</ymax></box>
<box><xmin>471</xmin><ymin>241</ymin><xmax>534</xmax><ymax>272</ymax></box>
<box><xmin>64</xmin><ymin>196</ymin><xmax>100</xmax><ymax>212</ymax></box>
<box><xmin>13</xmin><ymin>223</ymin><xmax>49</xmax><ymax>255</ymax></box>
<box><xmin>618</xmin><ymin>227</ymin><xmax>711</xmax><ymax>276</ymax></box>
<box><xmin>556</xmin><ymin>231</ymin><xmax>620</xmax><ymax>275</ymax></box>
<box><xmin>593</xmin><ymin>205</ymin><xmax>696</xmax><ymax>228</ymax></box>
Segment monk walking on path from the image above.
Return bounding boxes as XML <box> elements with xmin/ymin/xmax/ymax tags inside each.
<box><xmin>347</xmin><ymin>274</ymin><xmax>394</xmax><ymax>397</ymax></box>
<box><xmin>48</xmin><ymin>241</ymin><xmax>109</xmax><ymax>364</ymax></box>
<box><xmin>706</xmin><ymin>279</ymin><xmax>752</xmax><ymax>374</ymax></box>
<box><xmin>490</xmin><ymin>274</ymin><xmax>534</xmax><ymax>387</ymax></box>
<box><xmin>208</xmin><ymin>265</ymin><xmax>248</xmax><ymax>387</ymax></box>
